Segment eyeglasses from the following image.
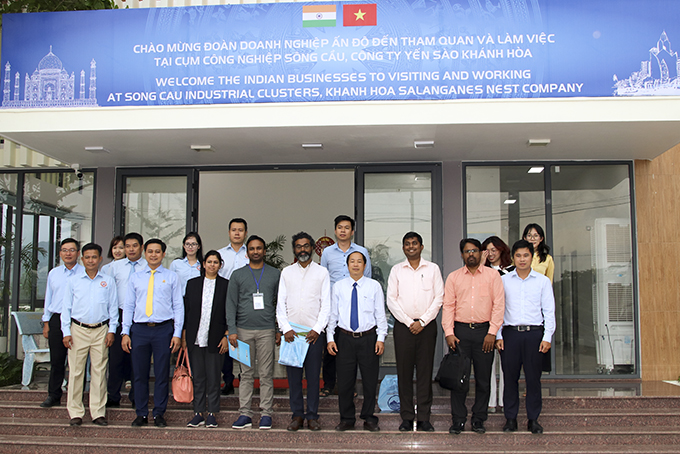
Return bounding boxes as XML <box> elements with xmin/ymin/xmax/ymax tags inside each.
<box><xmin>60</xmin><ymin>248</ymin><xmax>77</xmax><ymax>253</ymax></box>
<box><xmin>184</xmin><ymin>243</ymin><xmax>199</xmax><ymax>248</ymax></box>
<box><xmin>463</xmin><ymin>249</ymin><xmax>479</xmax><ymax>254</ymax></box>
<box><xmin>525</xmin><ymin>234</ymin><xmax>542</xmax><ymax>240</ymax></box>
<box><xmin>294</xmin><ymin>244</ymin><xmax>312</xmax><ymax>250</ymax></box>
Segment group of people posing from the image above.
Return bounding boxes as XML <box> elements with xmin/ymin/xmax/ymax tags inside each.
<box><xmin>40</xmin><ymin>214</ymin><xmax>555</xmax><ymax>435</ymax></box>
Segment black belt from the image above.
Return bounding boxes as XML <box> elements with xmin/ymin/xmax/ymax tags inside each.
<box><xmin>337</xmin><ymin>326</ymin><xmax>376</xmax><ymax>338</ymax></box>
<box><xmin>135</xmin><ymin>319</ymin><xmax>173</xmax><ymax>327</ymax></box>
<box><xmin>72</xmin><ymin>318</ymin><xmax>109</xmax><ymax>329</ymax></box>
<box><xmin>506</xmin><ymin>325</ymin><xmax>543</xmax><ymax>332</ymax></box>
<box><xmin>455</xmin><ymin>321</ymin><xmax>490</xmax><ymax>330</ymax></box>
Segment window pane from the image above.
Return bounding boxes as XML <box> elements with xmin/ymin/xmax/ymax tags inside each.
<box><xmin>364</xmin><ymin>172</ymin><xmax>432</xmax><ymax>366</ymax></box>
<box><xmin>22</xmin><ymin>172</ymin><xmax>95</xmax><ymax>311</ymax></box>
<box><xmin>551</xmin><ymin>165</ymin><xmax>635</xmax><ymax>375</ymax></box>
<box><xmin>466</xmin><ymin>166</ymin><xmax>545</xmax><ymax>245</ymax></box>
<box><xmin>0</xmin><ymin>174</ymin><xmax>18</xmax><ymax>343</ymax></box>
<box><xmin>124</xmin><ymin>176</ymin><xmax>187</xmax><ymax>268</ymax></box>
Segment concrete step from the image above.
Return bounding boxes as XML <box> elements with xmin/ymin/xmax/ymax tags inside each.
<box><xmin>2</xmin><ymin>433</ymin><xmax>679</xmax><ymax>454</ymax></box>
<box><xmin>0</xmin><ymin>419</ymin><xmax>679</xmax><ymax>447</ymax></box>
<box><xmin>2</xmin><ymin>402</ymin><xmax>680</xmax><ymax>430</ymax></box>
<box><xmin>4</xmin><ymin>388</ymin><xmax>680</xmax><ymax>410</ymax></box>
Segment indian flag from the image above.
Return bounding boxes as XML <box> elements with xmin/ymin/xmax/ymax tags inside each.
<box><xmin>303</xmin><ymin>5</ymin><xmax>337</xmax><ymax>28</ymax></box>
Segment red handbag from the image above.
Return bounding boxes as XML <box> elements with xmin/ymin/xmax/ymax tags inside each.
<box><xmin>172</xmin><ymin>347</ymin><xmax>193</xmax><ymax>403</ymax></box>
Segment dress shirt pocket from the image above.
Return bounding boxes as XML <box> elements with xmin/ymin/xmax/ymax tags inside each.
<box><xmin>360</xmin><ymin>294</ymin><xmax>377</xmax><ymax>324</ymax></box>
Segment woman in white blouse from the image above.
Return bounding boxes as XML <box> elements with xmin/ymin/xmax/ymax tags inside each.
<box><xmin>182</xmin><ymin>250</ymin><xmax>230</xmax><ymax>428</ymax></box>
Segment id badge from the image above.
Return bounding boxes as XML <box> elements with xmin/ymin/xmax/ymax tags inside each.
<box><xmin>253</xmin><ymin>292</ymin><xmax>265</xmax><ymax>310</ymax></box>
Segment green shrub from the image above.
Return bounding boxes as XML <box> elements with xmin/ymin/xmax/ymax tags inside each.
<box><xmin>0</xmin><ymin>352</ymin><xmax>22</xmax><ymax>387</ymax></box>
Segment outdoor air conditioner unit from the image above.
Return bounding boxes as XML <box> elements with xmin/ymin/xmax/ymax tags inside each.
<box><xmin>592</xmin><ymin>218</ymin><xmax>635</xmax><ymax>374</ymax></box>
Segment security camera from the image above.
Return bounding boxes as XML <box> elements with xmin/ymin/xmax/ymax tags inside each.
<box><xmin>71</xmin><ymin>163</ymin><xmax>83</xmax><ymax>179</ymax></box>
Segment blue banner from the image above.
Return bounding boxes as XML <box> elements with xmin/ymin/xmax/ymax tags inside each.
<box><xmin>2</xmin><ymin>0</ymin><xmax>679</xmax><ymax>108</ymax></box>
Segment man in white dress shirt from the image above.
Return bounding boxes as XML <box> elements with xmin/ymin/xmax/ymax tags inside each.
<box><xmin>496</xmin><ymin>239</ymin><xmax>556</xmax><ymax>434</ymax></box>
<box><xmin>277</xmin><ymin>232</ymin><xmax>331</xmax><ymax>432</ymax></box>
<box><xmin>217</xmin><ymin>217</ymin><xmax>249</xmax><ymax>395</ymax></box>
<box><xmin>327</xmin><ymin>251</ymin><xmax>388</xmax><ymax>432</ymax></box>
<box><xmin>61</xmin><ymin>243</ymin><xmax>118</xmax><ymax>426</ymax></box>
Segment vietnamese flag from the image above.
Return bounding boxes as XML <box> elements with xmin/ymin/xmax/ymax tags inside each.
<box><xmin>343</xmin><ymin>4</ymin><xmax>377</xmax><ymax>26</ymax></box>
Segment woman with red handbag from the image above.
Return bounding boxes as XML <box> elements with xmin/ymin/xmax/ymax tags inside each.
<box><xmin>182</xmin><ymin>250</ymin><xmax>230</xmax><ymax>428</ymax></box>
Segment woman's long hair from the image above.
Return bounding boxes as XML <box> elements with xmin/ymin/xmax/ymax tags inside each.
<box><xmin>482</xmin><ymin>236</ymin><xmax>512</xmax><ymax>269</ymax></box>
<box><xmin>522</xmin><ymin>223</ymin><xmax>550</xmax><ymax>263</ymax></box>
<box><xmin>181</xmin><ymin>232</ymin><xmax>204</xmax><ymax>264</ymax></box>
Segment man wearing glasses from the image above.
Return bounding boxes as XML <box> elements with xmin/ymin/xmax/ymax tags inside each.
<box><xmin>441</xmin><ymin>238</ymin><xmax>505</xmax><ymax>435</ymax></box>
<box><xmin>41</xmin><ymin>238</ymin><xmax>84</xmax><ymax>408</ymax></box>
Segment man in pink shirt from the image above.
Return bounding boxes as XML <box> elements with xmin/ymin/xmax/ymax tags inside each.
<box><xmin>386</xmin><ymin>231</ymin><xmax>444</xmax><ymax>432</ymax></box>
<box><xmin>441</xmin><ymin>238</ymin><xmax>505</xmax><ymax>435</ymax></box>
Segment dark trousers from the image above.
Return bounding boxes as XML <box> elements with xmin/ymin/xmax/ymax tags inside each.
<box><xmin>47</xmin><ymin>313</ymin><xmax>67</xmax><ymax>400</ymax></box>
<box><xmin>221</xmin><ymin>353</ymin><xmax>234</xmax><ymax>386</ymax></box>
<box><xmin>286</xmin><ymin>335</ymin><xmax>324</xmax><ymax>420</ymax></box>
<box><xmin>108</xmin><ymin>308</ymin><xmax>134</xmax><ymax>403</ymax></box>
<box><xmin>450</xmin><ymin>322</ymin><xmax>494</xmax><ymax>424</ymax></box>
<box><xmin>321</xmin><ymin>331</ymin><xmax>337</xmax><ymax>390</ymax></box>
<box><xmin>187</xmin><ymin>345</ymin><xmax>223</xmax><ymax>414</ymax></box>
<box><xmin>130</xmin><ymin>322</ymin><xmax>173</xmax><ymax>418</ymax></box>
<box><xmin>336</xmin><ymin>329</ymin><xmax>379</xmax><ymax>424</ymax></box>
<box><xmin>500</xmin><ymin>327</ymin><xmax>544</xmax><ymax>421</ymax></box>
<box><xmin>394</xmin><ymin>320</ymin><xmax>437</xmax><ymax>422</ymax></box>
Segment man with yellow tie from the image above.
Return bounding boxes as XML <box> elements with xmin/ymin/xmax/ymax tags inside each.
<box><xmin>121</xmin><ymin>239</ymin><xmax>184</xmax><ymax>427</ymax></box>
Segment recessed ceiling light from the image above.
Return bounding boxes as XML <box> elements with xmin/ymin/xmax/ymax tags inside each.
<box><xmin>527</xmin><ymin>139</ymin><xmax>551</xmax><ymax>147</ymax></box>
<box><xmin>504</xmin><ymin>199</ymin><xmax>517</xmax><ymax>204</ymax></box>
<box><xmin>528</xmin><ymin>166</ymin><xmax>544</xmax><ymax>173</ymax></box>
<box><xmin>84</xmin><ymin>146</ymin><xmax>110</xmax><ymax>153</ymax></box>
<box><xmin>414</xmin><ymin>140</ymin><xmax>435</xmax><ymax>149</ymax></box>
<box><xmin>302</xmin><ymin>143</ymin><xmax>323</xmax><ymax>149</ymax></box>
<box><xmin>191</xmin><ymin>145</ymin><xmax>213</xmax><ymax>152</ymax></box>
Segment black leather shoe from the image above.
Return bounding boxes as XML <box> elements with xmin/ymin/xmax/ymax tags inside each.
<box><xmin>399</xmin><ymin>420</ymin><xmax>413</xmax><ymax>432</ymax></box>
<box><xmin>69</xmin><ymin>417</ymin><xmax>82</xmax><ymax>426</ymax></box>
<box><xmin>363</xmin><ymin>421</ymin><xmax>380</xmax><ymax>432</ymax></box>
<box><xmin>105</xmin><ymin>400</ymin><xmax>120</xmax><ymax>408</ymax></box>
<box><xmin>40</xmin><ymin>396</ymin><xmax>61</xmax><ymax>408</ymax></box>
<box><xmin>503</xmin><ymin>418</ymin><xmax>518</xmax><ymax>432</ymax></box>
<box><xmin>154</xmin><ymin>415</ymin><xmax>167</xmax><ymax>427</ymax></box>
<box><xmin>448</xmin><ymin>422</ymin><xmax>464</xmax><ymax>434</ymax></box>
<box><xmin>221</xmin><ymin>383</ymin><xmax>235</xmax><ymax>395</ymax></box>
<box><xmin>92</xmin><ymin>417</ymin><xmax>108</xmax><ymax>426</ymax></box>
<box><xmin>416</xmin><ymin>421</ymin><xmax>435</xmax><ymax>432</ymax></box>
<box><xmin>471</xmin><ymin>420</ymin><xmax>486</xmax><ymax>434</ymax></box>
<box><xmin>335</xmin><ymin>421</ymin><xmax>354</xmax><ymax>431</ymax></box>
<box><xmin>528</xmin><ymin>419</ymin><xmax>543</xmax><ymax>434</ymax></box>
<box><xmin>131</xmin><ymin>415</ymin><xmax>148</xmax><ymax>427</ymax></box>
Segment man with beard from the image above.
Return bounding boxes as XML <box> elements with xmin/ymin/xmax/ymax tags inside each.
<box><xmin>276</xmin><ymin>232</ymin><xmax>331</xmax><ymax>431</ymax></box>
<box><xmin>441</xmin><ymin>238</ymin><xmax>504</xmax><ymax>435</ymax></box>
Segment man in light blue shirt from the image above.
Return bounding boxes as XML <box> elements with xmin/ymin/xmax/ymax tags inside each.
<box><xmin>327</xmin><ymin>251</ymin><xmax>387</xmax><ymax>432</ymax></box>
<box><xmin>106</xmin><ymin>232</ymin><xmax>146</xmax><ymax>408</ymax></box>
<box><xmin>320</xmin><ymin>215</ymin><xmax>372</xmax><ymax>286</ymax></box>
<box><xmin>61</xmin><ymin>243</ymin><xmax>118</xmax><ymax>426</ymax></box>
<box><xmin>319</xmin><ymin>215</ymin><xmax>372</xmax><ymax>397</ymax></box>
<box><xmin>217</xmin><ymin>217</ymin><xmax>249</xmax><ymax>395</ymax></box>
<box><xmin>41</xmin><ymin>238</ymin><xmax>83</xmax><ymax>408</ymax></box>
<box><xmin>496</xmin><ymin>240</ymin><xmax>555</xmax><ymax>434</ymax></box>
<box><xmin>121</xmin><ymin>238</ymin><xmax>183</xmax><ymax>428</ymax></box>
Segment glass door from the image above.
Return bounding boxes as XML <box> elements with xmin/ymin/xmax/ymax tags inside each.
<box><xmin>357</xmin><ymin>164</ymin><xmax>442</xmax><ymax>370</ymax></box>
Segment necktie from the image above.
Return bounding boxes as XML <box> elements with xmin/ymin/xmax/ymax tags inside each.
<box><xmin>145</xmin><ymin>270</ymin><xmax>156</xmax><ymax>317</ymax></box>
<box><xmin>350</xmin><ymin>282</ymin><xmax>359</xmax><ymax>331</ymax></box>
<box><xmin>129</xmin><ymin>260</ymin><xmax>137</xmax><ymax>277</ymax></box>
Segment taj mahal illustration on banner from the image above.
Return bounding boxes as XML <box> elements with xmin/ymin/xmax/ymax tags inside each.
<box><xmin>2</xmin><ymin>47</ymin><xmax>98</xmax><ymax>108</ymax></box>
